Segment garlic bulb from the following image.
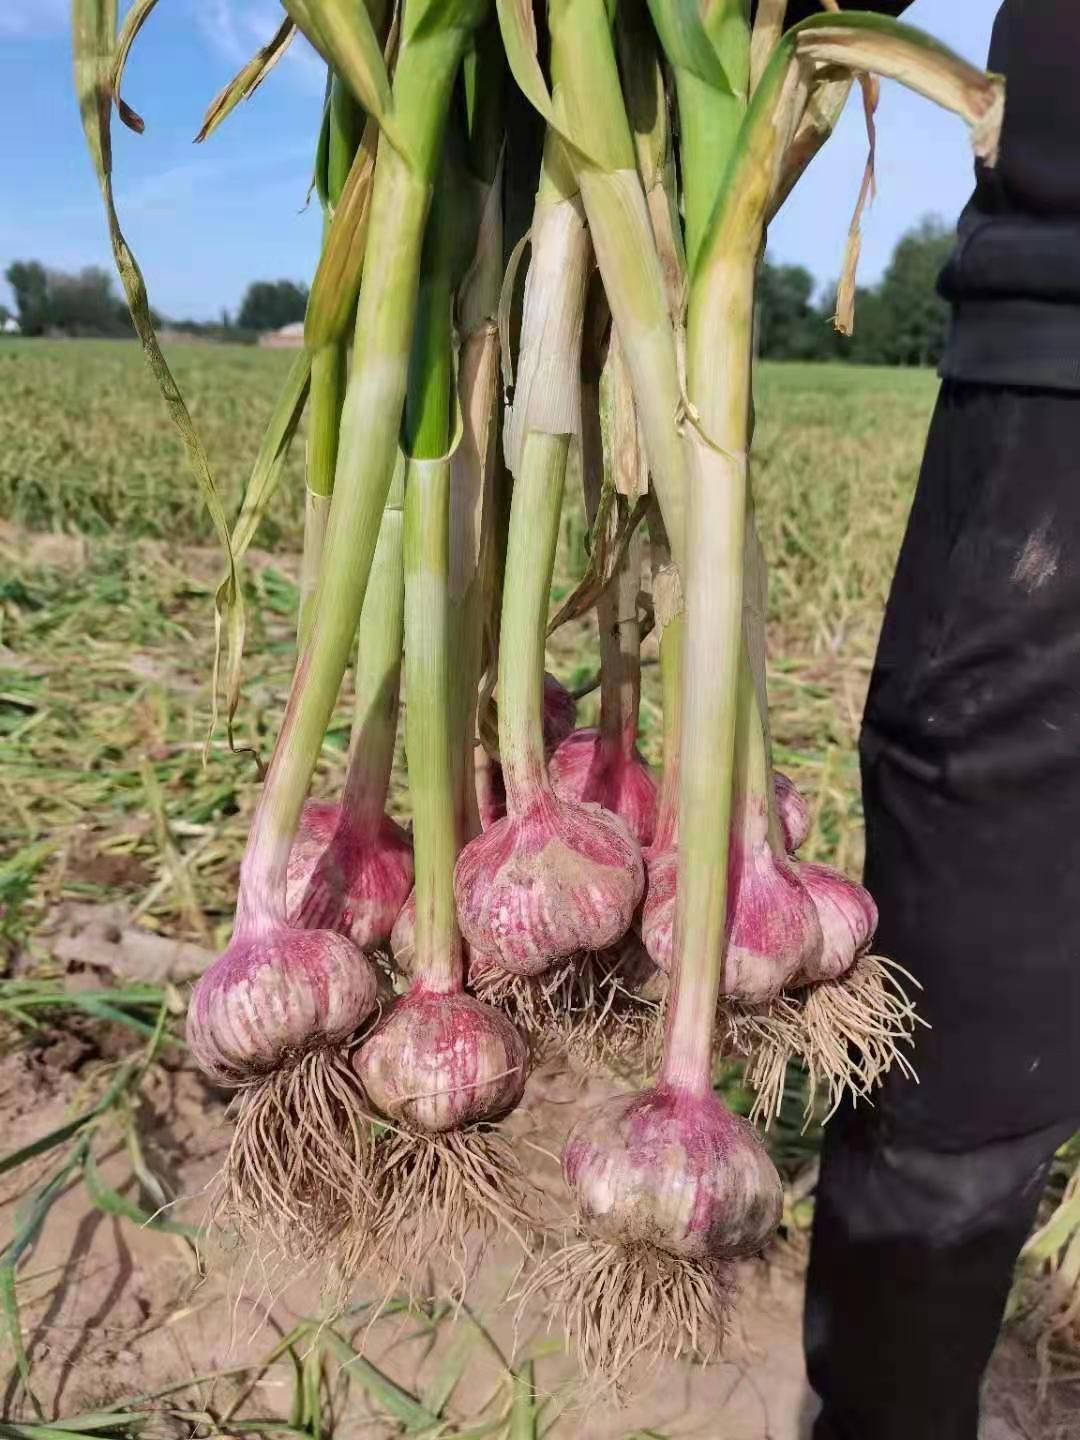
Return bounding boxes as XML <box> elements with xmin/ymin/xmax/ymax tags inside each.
<box><xmin>187</xmin><ymin>927</ymin><xmax>377</xmax><ymax>1085</ymax></box>
<box><xmin>287</xmin><ymin>801</ymin><xmax>413</xmax><ymax>950</ymax></box>
<box><xmin>454</xmin><ymin>793</ymin><xmax>644</xmax><ymax>976</ymax></box>
<box><xmin>564</xmin><ymin>1085</ymin><xmax>783</xmax><ymax>1261</ymax></box>
<box><xmin>549</xmin><ymin>727</ymin><xmax>659</xmax><ymax>847</ymax></box>
<box><xmin>355</xmin><ymin>989</ymin><xmax>527</xmax><ymax>1131</ymax></box>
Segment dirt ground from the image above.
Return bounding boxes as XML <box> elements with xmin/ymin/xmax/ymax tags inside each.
<box><xmin>2</xmin><ymin>999</ymin><xmax>1074</xmax><ymax>1439</ymax></box>
<box><xmin>1</xmin><ymin>516</ymin><xmax>1075</xmax><ymax>1432</ymax></box>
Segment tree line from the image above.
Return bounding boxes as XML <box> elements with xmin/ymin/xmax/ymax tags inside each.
<box><xmin>3</xmin><ymin>217</ymin><xmax>952</xmax><ymax>364</ymax></box>
<box><xmin>4</xmin><ymin>261</ymin><xmax>149</xmax><ymax>338</ymax></box>
<box><xmin>2</xmin><ymin>264</ymin><xmax>309</xmax><ymax>342</ymax></box>
<box><xmin>757</xmin><ymin>216</ymin><xmax>953</xmax><ymax>366</ymax></box>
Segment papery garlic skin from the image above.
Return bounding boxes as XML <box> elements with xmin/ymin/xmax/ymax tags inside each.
<box><xmin>563</xmin><ymin>1086</ymin><xmax>783</xmax><ymax>1261</ymax></box>
<box><xmin>355</xmin><ymin>989</ymin><xmax>527</xmax><ymax>1131</ymax></box>
<box><xmin>641</xmin><ymin>801</ymin><xmax>822</xmax><ymax>1006</ymax></box>
<box><xmin>187</xmin><ymin>928</ymin><xmax>378</xmax><ymax>1085</ymax></box>
<box><xmin>549</xmin><ymin>728</ymin><xmax>659</xmax><ymax>847</ymax></box>
<box><xmin>392</xmin><ymin>891</ymin><xmax>496</xmax><ymax>980</ymax></box>
<box><xmin>475</xmin><ymin>746</ymin><xmax>507</xmax><ymax>831</ymax></box>
<box><xmin>722</xmin><ymin>820</ymin><xmax>822</xmax><ymax>1005</ymax></box>
<box><xmin>640</xmin><ymin>846</ymin><xmax>677</xmax><ymax>975</ymax></box>
<box><xmin>454</xmin><ymin>793</ymin><xmax>644</xmax><ymax>976</ymax></box>
<box><xmin>542</xmin><ymin>672</ymin><xmax>577</xmax><ymax>751</ymax></box>
<box><xmin>287</xmin><ymin>801</ymin><xmax>414</xmax><ymax>950</ymax></box>
<box><xmin>795</xmin><ymin>861</ymin><xmax>878</xmax><ymax>983</ymax></box>
<box><xmin>470</xmin><ymin>675</ymin><xmax>575</xmax><ymax>832</ymax></box>
<box><xmin>773</xmin><ymin>771</ymin><xmax>810</xmax><ymax>854</ymax></box>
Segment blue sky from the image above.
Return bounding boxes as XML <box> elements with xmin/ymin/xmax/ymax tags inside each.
<box><xmin>1</xmin><ymin>0</ymin><xmax>998</xmax><ymax>322</ymax></box>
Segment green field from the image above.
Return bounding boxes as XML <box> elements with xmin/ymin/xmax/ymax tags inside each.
<box><xmin>0</xmin><ymin>338</ymin><xmax>938</xmax><ymax>1206</ymax></box>
<box><xmin>4</xmin><ymin>340</ymin><xmax>1079</xmax><ymax>1433</ymax></box>
<box><xmin>0</xmin><ymin>338</ymin><xmax>937</xmax><ymax>954</ymax></box>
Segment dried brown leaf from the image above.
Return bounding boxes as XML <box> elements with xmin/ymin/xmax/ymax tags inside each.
<box><xmin>195</xmin><ymin>17</ymin><xmax>296</xmax><ymax>144</ymax></box>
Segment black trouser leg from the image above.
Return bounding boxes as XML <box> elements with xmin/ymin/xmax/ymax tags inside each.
<box><xmin>804</xmin><ymin>383</ymin><xmax>1080</xmax><ymax>1440</ymax></box>
<box><xmin>806</xmin><ymin>1108</ymin><xmax>1072</xmax><ymax>1440</ymax></box>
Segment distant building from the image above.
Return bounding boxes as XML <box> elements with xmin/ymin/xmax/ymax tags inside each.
<box><xmin>1</xmin><ymin>317</ymin><xmax>20</xmax><ymax>335</ymax></box>
<box><xmin>258</xmin><ymin>320</ymin><xmax>305</xmax><ymax>349</ymax></box>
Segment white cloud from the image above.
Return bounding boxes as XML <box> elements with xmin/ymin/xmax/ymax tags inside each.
<box><xmin>113</xmin><ymin>141</ymin><xmax>314</xmax><ymax>218</ymax></box>
<box><xmin>0</xmin><ymin>0</ymin><xmax>68</xmax><ymax>38</ymax></box>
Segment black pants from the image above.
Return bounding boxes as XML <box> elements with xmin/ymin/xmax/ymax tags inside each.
<box><xmin>805</xmin><ymin>382</ymin><xmax>1080</xmax><ymax>1440</ymax></box>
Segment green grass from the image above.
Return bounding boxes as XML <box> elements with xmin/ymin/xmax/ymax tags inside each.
<box><xmin>7</xmin><ymin>339</ymin><xmax>1078</xmax><ymax>1424</ymax></box>
<box><xmin>1</xmin><ymin>339</ymin><xmax>942</xmax><ymax>1428</ymax></box>
<box><xmin>0</xmin><ymin>340</ymin><xmax>938</xmax><ymax>958</ymax></box>
<box><xmin>0</xmin><ymin>340</ymin><xmax>306</xmax><ymax>547</ymax></box>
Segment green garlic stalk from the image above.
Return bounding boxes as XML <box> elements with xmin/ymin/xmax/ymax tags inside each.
<box><xmin>350</xmin><ymin>142</ymin><xmax>530</xmax><ymax>1192</ymax></box>
<box><xmin>299</xmin><ymin>2</ymin><xmax>393</xmax><ymax>647</ymax></box>
<box><xmin>664</xmin><ymin>11</ymin><xmax>1006</xmax><ymax>1089</ymax></box>
<box><xmin>237</xmin><ymin>0</ymin><xmax>489</xmax><ymax>936</ymax></box>
<box><xmin>403</xmin><ymin>165</ymin><xmax>460</xmax><ymax>990</ymax></box>
<box><xmin>450</xmin><ymin>21</ymin><xmax>506</xmax><ymax>844</ymax></box>
<box><xmin>453</xmin><ymin>132</ymin><xmax>644</xmax><ymax>975</ymax></box>
<box><xmin>542</xmin><ymin>0</ymin><xmax>687</xmax><ymax>561</ymax></box>
<box><xmin>343</xmin><ymin>453</ymin><xmax>406</xmax><ymax>832</ymax></box>
<box><xmin>500</xmin><ymin>137</ymin><xmax>587</xmax><ymax>808</ymax></box>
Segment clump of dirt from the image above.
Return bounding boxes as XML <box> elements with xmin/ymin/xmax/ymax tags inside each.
<box><xmin>0</xmin><ymin>1043</ymin><xmax>88</xmax><ymax>1123</ymax></box>
<box><xmin>63</xmin><ymin>849</ymin><xmax>154</xmax><ymax>892</ymax></box>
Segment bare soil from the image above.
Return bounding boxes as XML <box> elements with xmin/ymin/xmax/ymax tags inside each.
<box><xmin>1</xmin><ymin>1029</ymin><xmax>1072</xmax><ymax>1438</ymax></box>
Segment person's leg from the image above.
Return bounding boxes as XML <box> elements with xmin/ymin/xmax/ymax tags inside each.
<box><xmin>804</xmin><ymin>382</ymin><xmax>1080</xmax><ymax>1440</ymax></box>
<box><xmin>806</xmin><ymin>1109</ymin><xmax>1073</xmax><ymax>1440</ymax></box>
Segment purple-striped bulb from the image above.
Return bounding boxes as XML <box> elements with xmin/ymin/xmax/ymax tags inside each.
<box><xmin>795</xmin><ymin>861</ymin><xmax>878</xmax><ymax>983</ymax></box>
<box><xmin>186</xmin><ymin>927</ymin><xmax>378</xmax><ymax>1085</ymax></box>
<box><xmin>724</xmin><ymin>818</ymin><xmax>823</xmax><ymax>1004</ymax></box>
<box><xmin>389</xmin><ymin>889</ymin><xmax>417</xmax><ymax>972</ymax></box>
<box><xmin>464</xmin><ymin>948</ymin><xmax>503</xmax><ymax>987</ymax></box>
<box><xmin>639</xmin><ymin>799</ymin><xmax>822</xmax><ymax>1006</ymax></box>
<box><xmin>640</xmin><ymin>844</ymin><xmax>677</xmax><ymax>974</ymax></box>
<box><xmin>549</xmin><ymin>728</ymin><xmax>659</xmax><ymax>847</ymax></box>
<box><xmin>542</xmin><ymin>672</ymin><xmax>577</xmax><ymax>752</ymax></box>
<box><xmin>773</xmin><ymin>771</ymin><xmax>810</xmax><ymax>854</ymax></box>
<box><xmin>391</xmin><ymin>891</ymin><xmax>497</xmax><ymax>979</ymax></box>
<box><xmin>286</xmin><ymin>801</ymin><xmax>413</xmax><ymax>951</ymax></box>
<box><xmin>475</xmin><ymin>747</ymin><xmax>507</xmax><ymax>830</ymax></box>
<box><xmin>354</xmin><ymin>988</ymin><xmax>528</xmax><ymax>1132</ymax></box>
<box><xmin>563</xmin><ymin>1086</ymin><xmax>782</xmax><ymax>1261</ymax></box>
<box><xmin>472</xmin><ymin>675</ymin><xmax>573</xmax><ymax>830</ymax></box>
<box><xmin>454</xmin><ymin>793</ymin><xmax>644</xmax><ymax>976</ymax></box>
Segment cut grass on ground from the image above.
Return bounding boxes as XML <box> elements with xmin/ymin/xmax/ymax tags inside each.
<box><xmin>0</xmin><ymin>341</ymin><xmax>938</xmax><ymax>957</ymax></box>
<box><xmin>20</xmin><ymin>342</ymin><xmax>1080</xmax><ymax>1430</ymax></box>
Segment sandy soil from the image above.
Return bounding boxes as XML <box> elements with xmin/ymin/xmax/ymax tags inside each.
<box><xmin>1</xmin><ymin>1020</ymin><xmax>1073</xmax><ymax>1439</ymax></box>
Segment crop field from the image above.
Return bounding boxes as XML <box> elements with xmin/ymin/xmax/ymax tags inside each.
<box><xmin>0</xmin><ymin>340</ymin><xmax>936</xmax><ymax>954</ymax></box>
<box><xmin>0</xmin><ymin>339</ymin><xmax>1075</xmax><ymax>1437</ymax></box>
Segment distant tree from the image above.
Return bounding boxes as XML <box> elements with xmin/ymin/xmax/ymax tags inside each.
<box><xmin>237</xmin><ymin>279</ymin><xmax>309</xmax><ymax>332</ymax></box>
<box><xmin>823</xmin><ymin>218</ymin><xmax>952</xmax><ymax>366</ymax></box>
<box><xmin>48</xmin><ymin>266</ymin><xmax>132</xmax><ymax>336</ymax></box>
<box><xmin>846</xmin><ymin>287</ymin><xmax>893</xmax><ymax>364</ymax></box>
<box><xmin>166</xmin><ymin>315</ymin><xmax>257</xmax><ymax>345</ymax></box>
<box><xmin>6</xmin><ymin>260</ymin><xmax>50</xmax><ymax>335</ymax></box>
<box><xmin>756</xmin><ymin>262</ymin><xmax>831</xmax><ymax>360</ymax></box>
<box><xmin>817</xmin><ymin>284</ymin><xmax>892</xmax><ymax>365</ymax></box>
<box><xmin>3</xmin><ymin>260</ymin><xmax>143</xmax><ymax>337</ymax></box>
<box><xmin>875</xmin><ymin>215</ymin><xmax>953</xmax><ymax>366</ymax></box>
